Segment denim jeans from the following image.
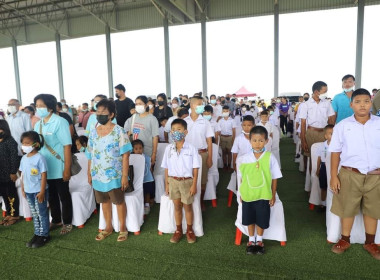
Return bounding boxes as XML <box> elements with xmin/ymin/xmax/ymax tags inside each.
<box><xmin>25</xmin><ymin>192</ymin><xmax>49</xmax><ymax>237</ymax></box>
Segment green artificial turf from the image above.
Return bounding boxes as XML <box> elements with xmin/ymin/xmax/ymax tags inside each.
<box><xmin>1</xmin><ymin>138</ymin><xmax>379</xmax><ymax>279</ymax></box>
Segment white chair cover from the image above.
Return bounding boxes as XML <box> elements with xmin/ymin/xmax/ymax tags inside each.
<box><xmin>299</xmin><ymin>153</ymin><xmax>305</xmax><ymax>172</ymax></box>
<box><xmin>308</xmin><ymin>143</ymin><xmax>323</xmax><ymax>206</ymax></box>
<box><xmin>234</xmin><ymin>157</ymin><xmax>287</xmax><ymax>242</ymax></box>
<box><xmin>15</xmin><ymin>176</ymin><xmax>32</xmax><ymax>219</ymax></box>
<box><xmin>69</xmin><ymin>152</ymin><xmax>96</xmax><ymax>226</ymax></box>
<box><xmin>204</xmin><ymin>143</ymin><xmax>219</xmax><ymax>200</ymax></box>
<box><xmin>304</xmin><ymin>158</ymin><xmax>311</xmax><ymax>192</ymax></box>
<box><xmin>325</xmin><ymin>153</ymin><xmax>380</xmax><ymax>244</ymax></box>
<box><xmin>227</xmin><ymin>171</ymin><xmax>237</xmax><ymax>194</ymax></box>
<box><xmin>271</xmin><ymin>127</ymin><xmax>281</xmax><ymax>169</ymax></box>
<box><xmin>99</xmin><ymin>154</ymin><xmax>145</xmax><ymax>233</ymax></box>
<box><xmin>154</xmin><ymin>143</ymin><xmax>169</xmax><ymax>203</ymax></box>
<box><xmin>158</xmin><ymin>155</ymin><xmax>204</xmax><ymax>236</ymax></box>
<box><xmin>217</xmin><ymin>146</ymin><xmax>224</xmax><ymax>169</ymax></box>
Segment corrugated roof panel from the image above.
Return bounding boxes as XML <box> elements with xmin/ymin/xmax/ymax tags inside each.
<box><xmin>280</xmin><ymin>0</ymin><xmax>356</xmax><ymax>14</ymax></box>
<box><xmin>208</xmin><ymin>0</ymin><xmax>274</xmax><ymax>20</ymax></box>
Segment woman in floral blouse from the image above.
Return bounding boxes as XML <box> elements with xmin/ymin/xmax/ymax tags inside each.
<box><xmin>87</xmin><ymin>99</ymin><xmax>132</xmax><ymax>242</ymax></box>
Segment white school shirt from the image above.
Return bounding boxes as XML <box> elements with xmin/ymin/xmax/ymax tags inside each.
<box><xmin>269</xmin><ymin>113</ymin><xmax>279</xmax><ymax>127</ymax></box>
<box><xmin>317</xmin><ymin>140</ymin><xmax>329</xmax><ymax>163</ymax></box>
<box><xmin>231</xmin><ymin>133</ymin><xmax>252</xmax><ymax>157</ymax></box>
<box><xmin>289</xmin><ymin>108</ymin><xmax>295</xmax><ymax>121</ymax></box>
<box><xmin>184</xmin><ymin>115</ymin><xmax>214</xmax><ymax>150</ymax></box>
<box><xmin>164</xmin><ymin>115</ymin><xmax>178</xmax><ymax>144</ymax></box>
<box><xmin>298</xmin><ymin>98</ymin><xmax>335</xmax><ymax>129</ymax></box>
<box><xmin>161</xmin><ymin>142</ymin><xmax>201</xmax><ymax>177</ymax></box>
<box><xmin>211</xmin><ymin>104</ymin><xmax>223</xmax><ymax>120</ymax></box>
<box><xmin>257</xmin><ymin>121</ymin><xmax>274</xmax><ymax>137</ymax></box>
<box><xmin>219</xmin><ymin>117</ymin><xmax>236</xmax><ymax>136</ymax></box>
<box><xmin>328</xmin><ymin>114</ymin><xmax>380</xmax><ymax>174</ymax></box>
<box><xmin>210</xmin><ymin>119</ymin><xmax>221</xmax><ymax>135</ymax></box>
<box><xmin>237</xmin><ymin>151</ymin><xmax>283</xmax><ymax>180</ymax></box>
<box><xmin>295</xmin><ymin>103</ymin><xmax>307</xmax><ymax>133</ymax></box>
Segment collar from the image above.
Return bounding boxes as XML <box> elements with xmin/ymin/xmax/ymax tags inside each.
<box><xmin>10</xmin><ymin>110</ymin><xmax>22</xmax><ymax>118</ymax></box>
<box><xmin>347</xmin><ymin>114</ymin><xmax>376</xmax><ymax>124</ymax></box>
<box><xmin>185</xmin><ymin>115</ymin><xmax>203</xmax><ymax>122</ymax></box>
<box><xmin>42</xmin><ymin>112</ymin><xmax>57</xmax><ymax>125</ymax></box>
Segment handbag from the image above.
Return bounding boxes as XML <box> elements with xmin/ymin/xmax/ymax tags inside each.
<box><xmin>124</xmin><ymin>165</ymin><xmax>134</xmax><ymax>193</ymax></box>
<box><xmin>39</xmin><ymin>120</ymin><xmax>82</xmax><ymax>176</ymax></box>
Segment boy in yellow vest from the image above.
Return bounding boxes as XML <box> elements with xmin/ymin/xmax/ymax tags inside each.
<box><xmin>238</xmin><ymin>126</ymin><xmax>282</xmax><ymax>255</ymax></box>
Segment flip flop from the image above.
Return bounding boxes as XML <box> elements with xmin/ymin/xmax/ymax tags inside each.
<box><xmin>49</xmin><ymin>223</ymin><xmax>62</xmax><ymax>230</ymax></box>
<box><xmin>96</xmin><ymin>231</ymin><xmax>112</xmax><ymax>241</ymax></box>
<box><xmin>60</xmin><ymin>224</ymin><xmax>73</xmax><ymax>235</ymax></box>
<box><xmin>0</xmin><ymin>216</ymin><xmax>10</xmax><ymax>226</ymax></box>
<box><xmin>117</xmin><ymin>231</ymin><xmax>128</xmax><ymax>242</ymax></box>
<box><xmin>4</xmin><ymin>217</ymin><xmax>20</xmax><ymax>226</ymax></box>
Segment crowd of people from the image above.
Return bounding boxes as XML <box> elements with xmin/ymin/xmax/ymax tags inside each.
<box><xmin>0</xmin><ymin>78</ymin><xmax>379</xmax><ymax>259</ymax></box>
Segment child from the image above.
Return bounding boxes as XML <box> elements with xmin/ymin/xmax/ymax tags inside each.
<box><xmin>132</xmin><ymin>139</ymin><xmax>154</xmax><ymax>215</ymax></box>
<box><xmin>75</xmin><ymin>136</ymin><xmax>88</xmax><ymax>153</ymax></box>
<box><xmin>267</xmin><ymin>106</ymin><xmax>279</xmax><ymax>128</ymax></box>
<box><xmin>257</xmin><ymin>111</ymin><xmax>274</xmax><ymax>139</ymax></box>
<box><xmin>218</xmin><ymin>105</ymin><xmax>236</xmax><ymax>171</ymax></box>
<box><xmin>203</xmin><ymin>105</ymin><xmax>221</xmax><ymax>144</ymax></box>
<box><xmin>315</xmin><ymin>125</ymin><xmax>334</xmax><ymax>212</ymax></box>
<box><xmin>19</xmin><ymin>131</ymin><xmax>49</xmax><ymax>248</ymax></box>
<box><xmin>238</xmin><ymin>126</ymin><xmax>282</xmax><ymax>255</ymax></box>
<box><xmin>329</xmin><ymin>88</ymin><xmax>380</xmax><ymax>260</ymax></box>
<box><xmin>161</xmin><ymin>119</ymin><xmax>200</xmax><ymax>244</ymax></box>
<box><xmin>159</xmin><ymin>117</ymin><xmax>168</xmax><ymax>143</ymax></box>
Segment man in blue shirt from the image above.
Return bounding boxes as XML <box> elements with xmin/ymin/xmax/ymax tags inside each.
<box><xmin>331</xmin><ymin>74</ymin><xmax>355</xmax><ymax>124</ymax></box>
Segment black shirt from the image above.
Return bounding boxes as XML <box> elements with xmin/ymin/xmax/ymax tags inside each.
<box><xmin>154</xmin><ymin>106</ymin><xmax>173</xmax><ymax>122</ymax></box>
<box><xmin>59</xmin><ymin>112</ymin><xmax>73</xmax><ymax>125</ymax></box>
<box><xmin>0</xmin><ymin>136</ymin><xmax>19</xmax><ymax>182</ymax></box>
<box><xmin>115</xmin><ymin>97</ymin><xmax>134</xmax><ymax>127</ymax></box>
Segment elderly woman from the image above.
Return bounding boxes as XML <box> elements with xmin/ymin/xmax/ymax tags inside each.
<box><xmin>34</xmin><ymin>94</ymin><xmax>73</xmax><ymax>235</ymax></box>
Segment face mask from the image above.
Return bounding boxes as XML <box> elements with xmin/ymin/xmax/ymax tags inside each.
<box><xmin>135</xmin><ymin>105</ymin><xmax>146</xmax><ymax>114</ymax></box>
<box><xmin>8</xmin><ymin>106</ymin><xmax>17</xmax><ymax>114</ymax></box>
<box><xmin>304</xmin><ymin>97</ymin><xmax>309</xmax><ymax>102</ymax></box>
<box><xmin>222</xmin><ymin>112</ymin><xmax>229</xmax><ymax>118</ymax></box>
<box><xmin>93</xmin><ymin>102</ymin><xmax>98</xmax><ymax>111</ymax></box>
<box><xmin>252</xmin><ymin>147</ymin><xmax>266</xmax><ymax>153</ymax></box>
<box><xmin>210</xmin><ymin>99</ymin><xmax>216</xmax><ymax>104</ymax></box>
<box><xmin>61</xmin><ymin>102</ymin><xmax>66</xmax><ymax>106</ymax></box>
<box><xmin>269</xmin><ymin>111</ymin><xmax>274</xmax><ymax>115</ymax></box>
<box><xmin>203</xmin><ymin>115</ymin><xmax>212</xmax><ymax>121</ymax></box>
<box><xmin>148</xmin><ymin>104</ymin><xmax>154</xmax><ymax>109</ymax></box>
<box><xmin>172</xmin><ymin>103</ymin><xmax>178</xmax><ymax>109</ymax></box>
<box><xmin>319</xmin><ymin>94</ymin><xmax>327</xmax><ymax>100</ymax></box>
<box><xmin>0</xmin><ymin>132</ymin><xmax>5</xmax><ymax>139</ymax></box>
<box><xmin>250</xmin><ymin>108</ymin><xmax>254</xmax><ymax>112</ymax></box>
<box><xmin>62</xmin><ymin>108</ymin><xmax>68</xmax><ymax>112</ymax></box>
<box><xmin>243</xmin><ymin>131</ymin><xmax>250</xmax><ymax>135</ymax></box>
<box><xmin>158</xmin><ymin>101</ymin><xmax>164</xmax><ymax>106</ymax></box>
<box><xmin>231</xmin><ymin>99</ymin><xmax>236</xmax><ymax>103</ymax></box>
<box><xmin>115</xmin><ymin>94</ymin><xmax>120</xmax><ymax>99</ymax></box>
<box><xmin>36</xmin><ymin>108</ymin><xmax>49</xmax><ymax>118</ymax></box>
<box><xmin>97</xmin><ymin>115</ymin><xmax>109</xmax><ymax>125</ymax></box>
<box><xmin>80</xmin><ymin>147</ymin><xmax>86</xmax><ymax>152</ymax></box>
<box><xmin>82</xmin><ymin>109</ymin><xmax>88</xmax><ymax>112</ymax></box>
<box><xmin>226</xmin><ymin>97</ymin><xmax>230</xmax><ymax>101</ymax></box>
<box><xmin>344</xmin><ymin>87</ymin><xmax>355</xmax><ymax>93</ymax></box>
<box><xmin>22</xmin><ymin>145</ymin><xmax>34</xmax><ymax>154</ymax></box>
<box><xmin>171</xmin><ymin>131</ymin><xmax>186</xmax><ymax>142</ymax></box>
<box><xmin>241</xmin><ymin>107</ymin><xmax>247</xmax><ymax>112</ymax></box>
<box><xmin>195</xmin><ymin>105</ymin><xmax>205</xmax><ymax>114</ymax></box>
<box><xmin>182</xmin><ymin>100</ymin><xmax>188</xmax><ymax>104</ymax></box>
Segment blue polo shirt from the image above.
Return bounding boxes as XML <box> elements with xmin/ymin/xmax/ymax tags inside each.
<box><xmin>332</xmin><ymin>92</ymin><xmax>354</xmax><ymax>123</ymax></box>
<box><xmin>34</xmin><ymin>114</ymin><xmax>72</xmax><ymax>180</ymax></box>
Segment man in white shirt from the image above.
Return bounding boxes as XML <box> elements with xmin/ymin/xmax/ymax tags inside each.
<box><xmin>6</xmin><ymin>99</ymin><xmax>32</xmax><ymax>156</ymax></box>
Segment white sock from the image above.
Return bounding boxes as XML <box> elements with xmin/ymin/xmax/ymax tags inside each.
<box><xmin>256</xmin><ymin>235</ymin><xmax>263</xmax><ymax>242</ymax></box>
<box><xmin>144</xmin><ymin>203</ymin><xmax>150</xmax><ymax>207</ymax></box>
<box><xmin>249</xmin><ymin>236</ymin><xmax>255</xmax><ymax>242</ymax></box>
<box><xmin>321</xmin><ymin>200</ymin><xmax>326</xmax><ymax>206</ymax></box>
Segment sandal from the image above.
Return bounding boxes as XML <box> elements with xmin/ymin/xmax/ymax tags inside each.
<box><xmin>49</xmin><ymin>222</ymin><xmax>62</xmax><ymax>231</ymax></box>
<box><xmin>60</xmin><ymin>224</ymin><xmax>73</xmax><ymax>235</ymax></box>
<box><xmin>4</xmin><ymin>216</ymin><xmax>20</xmax><ymax>226</ymax></box>
<box><xmin>117</xmin><ymin>231</ymin><xmax>128</xmax><ymax>242</ymax></box>
<box><xmin>96</xmin><ymin>230</ymin><xmax>112</xmax><ymax>241</ymax></box>
<box><xmin>0</xmin><ymin>216</ymin><xmax>10</xmax><ymax>225</ymax></box>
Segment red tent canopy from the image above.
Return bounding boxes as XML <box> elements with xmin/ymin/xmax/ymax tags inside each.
<box><xmin>235</xmin><ymin>86</ymin><xmax>257</xmax><ymax>97</ymax></box>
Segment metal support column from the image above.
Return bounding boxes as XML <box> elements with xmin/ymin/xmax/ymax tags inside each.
<box><xmin>201</xmin><ymin>12</ymin><xmax>208</xmax><ymax>96</ymax></box>
<box><xmin>163</xmin><ymin>18</ymin><xmax>172</xmax><ymax>98</ymax></box>
<box><xmin>355</xmin><ymin>0</ymin><xmax>365</xmax><ymax>88</ymax></box>
<box><xmin>274</xmin><ymin>1</ymin><xmax>279</xmax><ymax>98</ymax></box>
<box><xmin>12</xmin><ymin>38</ymin><xmax>22</xmax><ymax>103</ymax></box>
<box><xmin>105</xmin><ymin>25</ymin><xmax>114</xmax><ymax>98</ymax></box>
<box><xmin>55</xmin><ymin>33</ymin><xmax>65</xmax><ymax>100</ymax></box>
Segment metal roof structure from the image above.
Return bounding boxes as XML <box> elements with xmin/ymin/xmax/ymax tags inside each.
<box><xmin>0</xmin><ymin>0</ymin><xmax>379</xmax><ymax>101</ymax></box>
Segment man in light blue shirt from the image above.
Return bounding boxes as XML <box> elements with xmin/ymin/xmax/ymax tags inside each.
<box><xmin>7</xmin><ymin>99</ymin><xmax>32</xmax><ymax>156</ymax></box>
<box><xmin>331</xmin><ymin>74</ymin><xmax>355</xmax><ymax>124</ymax></box>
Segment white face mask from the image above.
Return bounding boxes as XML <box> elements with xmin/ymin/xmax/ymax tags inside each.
<box><xmin>148</xmin><ymin>104</ymin><xmax>154</xmax><ymax>109</ymax></box>
<box><xmin>343</xmin><ymin>87</ymin><xmax>355</xmax><ymax>93</ymax></box>
<box><xmin>319</xmin><ymin>94</ymin><xmax>327</xmax><ymax>100</ymax></box>
<box><xmin>22</xmin><ymin>145</ymin><xmax>34</xmax><ymax>154</ymax></box>
<box><xmin>250</xmin><ymin>108</ymin><xmax>254</xmax><ymax>112</ymax></box>
<box><xmin>172</xmin><ymin>103</ymin><xmax>178</xmax><ymax>109</ymax></box>
<box><xmin>135</xmin><ymin>105</ymin><xmax>146</xmax><ymax>114</ymax></box>
<box><xmin>241</xmin><ymin>107</ymin><xmax>247</xmax><ymax>112</ymax></box>
<box><xmin>222</xmin><ymin>112</ymin><xmax>229</xmax><ymax>118</ymax></box>
<box><xmin>62</xmin><ymin>108</ymin><xmax>68</xmax><ymax>112</ymax></box>
<box><xmin>8</xmin><ymin>106</ymin><xmax>17</xmax><ymax>114</ymax></box>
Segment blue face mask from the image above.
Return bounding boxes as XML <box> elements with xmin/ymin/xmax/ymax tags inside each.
<box><xmin>210</xmin><ymin>99</ymin><xmax>216</xmax><ymax>104</ymax></box>
<box><xmin>80</xmin><ymin>147</ymin><xmax>85</xmax><ymax>152</ymax></box>
<box><xmin>171</xmin><ymin>131</ymin><xmax>186</xmax><ymax>142</ymax></box>
<box><xmin>195</xmin><ymin>105</ymin><xmax>205</xmax><ymax>115</ymax></box>
<box><xmin>203</xmin><ymin>115</ymin><xmax>212</xmax><ymax>121</ymax></box>
<box><xmin>37</xmin><ymin>108</ymin><xmax>49</xmax><ymax>118</ymax></box>
<box><xmin>252</xmin><ymin>147</ymin><xmax>266</xmax><ymax>153</ymax></box>
<box><xmin>93</xmin><ymin>102</ymin><xmax>98</xmax><ymax>111</ymax></box>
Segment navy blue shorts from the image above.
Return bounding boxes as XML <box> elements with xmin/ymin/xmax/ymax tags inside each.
<box><xmin>143</xmin><ymin>181</ymin><xmax>155</xmax><ymax>198</ymax></box>
<box><xmin>242</xmin><ymin>200</ymin><xmax>270</xmax><ymax>229</ymax></box>
<box><xmin>319</xmin><ymin>162</ymin><xmax>327</xmax><ymax>190</ymax></box>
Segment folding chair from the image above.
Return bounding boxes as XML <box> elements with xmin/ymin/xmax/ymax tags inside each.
<box><xmin>204</xmin><ymin>143</ymin><xmax>219</xmax><ymax>207</ymax></box>
<box><xmin>154</xmin><ymin>143</ymin><xmax>169</xmax><ymax>203</ymax></box>
<box><xmin>308</xmin><ymin>142</ymin><xmax>323</xmax><ymax>210</ymax></box>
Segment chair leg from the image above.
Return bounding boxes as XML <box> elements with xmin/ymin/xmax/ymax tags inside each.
<box><xmin>93</xmin><ymin>209</ymin><xmax>98</xmax><ymax>215</ymax></box>
<box><xmin>235</xmin><ymin>228</ymin><xmax>242</xmax><ymax>246</ymax></box>
<box><xmin>309</xmin><ymin>203</ymin><xmax>315</xmax><ymax>210</ymax></box>
<box><xmin>134</xmin><ymin>231</ymin><xmax>140</xmax><ymax>236</ymax></box>
<box><xmin>227</xmin><ymin>191</ymin><xmax>234</xmax><ymax>207</ymax></box>
<box><xmin>2</xmin><ymin>211</ymin><xmax>6</xmax><ymax>217</ymax></box>
<box><xmin>25</xmin><ymin>217</ymin><xmax>33</xmax><ymax>222</ymax></box>
<box><xmin>212</xmin><ymin>199</ymin><xmax>217</xmax><ymax>208</ymax></box>
<box><xmin>158</xmin><ymin>231</ymin><xmax>163</xmax><ymax>235</ymax></box>
<box><xmin>78</xmin><ymin>224</ymin><xmax>85</xmax><ymax>229</ymax></box>
<box><xmin>280</xmin><ymin>241</ymin><xmax>286</xmax><ymax>247</ymax></box>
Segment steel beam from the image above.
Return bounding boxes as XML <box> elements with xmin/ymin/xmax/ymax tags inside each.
<box><xmin>355</xmin><ymin>0</ymin><xmax>365</xmax><ymax>88</ymax></box>
<box><xmin>105</xmin><ymin>25</ymin><xmax>114</xmax><ymax>98</ymax></box>
<box><xmin>12</xmin><ymin>38</ymin><xmax>22</xmax><ymax>103</ymax></box>
<box><xmin>201</xmin><ymin>12</ymin><xmax>207</xmax><ymax>96</ymax></box>
<box><xmin>163</xmin><ymin>18</ymin><xmax>171</xmax><ymax>98</ymax></box>
<box><xmin>274</xmin><ymin>1</ymin><xmax>279</xmax><ymax>98</ymax></box>
<box><xmin>153</xmin><ymin>0</ymin><xmax>186</xmax><ymax>23</ymax></box>
<box><xmin>55</xmin><ymin>33</ymin><xmax>64</xmax><ymax>100</ymax></box>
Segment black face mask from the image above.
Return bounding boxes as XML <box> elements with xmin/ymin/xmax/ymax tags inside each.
<box><xmin>115</xmin><ymin>94</ymin><xmax>120</xmax><ymax>99</ymax></box>
<box><xmin>231</xmin><ymin>98</ymin><xmax>236</xmax><ymax>103</ymax></box>
<box><xmin>304</xmin><ymin>97</ymin><xmax>309</xmax><ymax>101</ymax></box>
<box><xmin>182</xmin><ymin>100</ymin><xmax>188</xmax><ymax>104</ymax></box>
<box><xmin>0</xmin><ymin>132</ymin><xmax>4</xmax><ymax>139</ymax></box>
<box><xmin>97</xmin><ymin>115</ymin><xmax>109</xmax><ymax>125</ymax></box>
<box><xmin>226</xmin><ymin>97</ymin><xmax>230</xmax><ymax>101</ymax></box>
<box><xmin>158</xmin><ymin>101</ymin><xmax>164</xmax><ymax>106</ymax></box>
<box><xmin>179</xmin><ymin>97</ymin><xmax>182</xmax><ymax>101</ymax></box>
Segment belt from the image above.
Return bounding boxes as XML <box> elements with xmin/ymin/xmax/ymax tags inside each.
<box><xmin>221</xmin><ymin>134</ymin><xmax>232</xmax><ymax>137</ymax></box>
<box><xmin>342</xmin><ymin>166</ymin><xmax>380</xmax><ymax>175</ymax></box>
<box><xmin>198</xmin><ymin>149</ymin><xmax>207</xmax><ymax>153</ymax></box>
<box><xmin>170</xmin><ymin>176</ymin><xmax>192</xmax><ymax>181</ymax></box>
<box><xmin>307</xmin><ymin>126</ymin><xmax>324</xmax><ymax>132</ymax></box>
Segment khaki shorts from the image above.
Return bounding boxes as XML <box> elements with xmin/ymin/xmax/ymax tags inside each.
<box><xmin>200</xmin><ymin>151</ymin><xmax>209</xmax><ymax>188</ymax></box>
<box><xmin>168</xmin><ymin>177</ymin><xmax>194</xmax><ymax>205</ymax></box>
<box><xmin>94</xmin><ymin>188</ymin><xmax>125</xmax><ymax>205</ymax></box>
<box><xmin>331</xmin><ymin>168</ymin><xmax>380</xmax><ymax>219</ymax></box>
<box><xmin>304</xmin><ymin>129</ymin><xmax>325</xmax><ymax>157</ymax></box>
<box><xmin>220</xmin><ymin>135</ymin><xmax>233</xmax><ymax>150</ymax></box>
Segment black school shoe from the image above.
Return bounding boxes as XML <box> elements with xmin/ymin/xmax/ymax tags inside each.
<box><xmin>26</xmin><ymin>235</ymin><xmax>39</xmax><ymax>248</ymax></box>
<box><xmin>32</xmin><ymin>235</ymin><xmax>51</xmax><ymax>248</ymax></box>
<box><xmin>256</xmin><ymin>241</ymin><xmax>265</xmax><ymax>255</ymax></box>
<box><xmin>246</xmin><ymin>241</ymin><xmax>258</xmax><ymax>255</ymax></box>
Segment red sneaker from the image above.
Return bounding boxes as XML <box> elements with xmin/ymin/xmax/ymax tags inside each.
<box><xmin>170</xmin><ymin>231</ymin><xmax>183</xmax><ymax>243</ymax></box>
<box><xmin>331</xmin><ymin>239</ymin><xmax>351</xmax><ymax>254</ymax></box>
<box><xmin>363</xmin><ymin>243</ymin><xmax>380</xmax><ymax>260</ymax></box>
<box><xmin>186</xmin><ymin>230</ymin><xmax>196</xmax><ymax>244</ymax></box>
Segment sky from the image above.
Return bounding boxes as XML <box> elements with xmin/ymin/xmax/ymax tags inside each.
<box><xmin>0</xmin><ymin>5</ymin><xmax>379</xmax><ymax>110</ymax></box>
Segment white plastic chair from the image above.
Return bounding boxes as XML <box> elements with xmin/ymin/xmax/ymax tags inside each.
<box><xmin>304</xmin><ymin>157</ymin><xmax>311</xmax><ymax>192</ymax></box>
<box><xmin>234</xmin><ymin>156</ymin><xmax>287</xmax><ymax>245</ymax></box>
<box><xmin>69</xmin><ymin>152</ymin><xmax>96</xmax><ymax>227</ymax></box>
<box><xmin>308</xmin><ymin>143</ymin><xmax>323</xmax><ymax>208</ymax></box>
<box><xmin>15</xmin><ymin>176</ymin><xmax>32</xmax><ymax>221</ymax></box>
<box><xmin>271</xmin><ymin>126</ymin><xmax>281</xmax><ymax>169</ymax></box>
<box><xmin>99</xmin><ymin>154</ymin><xmax>145</xmax><ymax>234</ymax></box>
<box><xmin>154</xmin><ymin>143</ymin><xmax>169</xmax><ymax>203</ymax></box>
<box><xmin>158</xmin><ymin>154</ymin><xmax>204</xmax><ymax>237</ymax></box>
<box><xmin>217</xmin><ymin>146</ymin><xmax>224</xmax><ymax>169</ymax></box>
<box><xmin>204</xmin><ymin>143</ymin><xmax>219</xmax><ymax>206</ymax></box>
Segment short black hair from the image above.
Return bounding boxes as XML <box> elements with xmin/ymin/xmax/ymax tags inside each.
<box><xmin>178</xmin><ymin>108</ymin><xmax>189</xmax><ymax>118</ymax></box>
<box><xmin>250</xmin><ymin>126</ymin><xmax>268</xmax><ymax>140</ymax></box>
<box><xmin>82</xmin><ymin>103</ymin><xmax>89</xmax><ymax>107</ymax></box>
<box><xmin>94</xmin><ymin>94</ymin><xmax>108</xmax><ymax>100</ymax></box>
<box><xmin>160</xmin><ymin>116</ymin><xmax>168</xmax><ymax>123</ymax></box>
<box><xmin>20</xmin><ymin>131</ymin><xmax>44</xmax><ymax>151</ymax></box>
<box><xmin>57</xmin><ymin>102</ymin><xmax>63</xmax><ymax>109</ymax></box>
<box><xmin>0</xmin><ymin>119</ymin><xmax>11</xmax><ymax>139</ymax></box>
<box><xmin>324</xmin><ymin>124</ymin><xmax>334</xmax><ymax>131</ymax></box>
<box><xmin>114</xmin><ymin>84</ymin><xmax>125</xmax><ymax>92</ymax></box>
<box><xmin>24</xmin><ymin>106</ymin><xmax>35</xmax><ymax>113</ymax></box>
<box><xmin>222</xmin><ymin>105</ymin><xmax>229</xmax><ymax>110</ymax></box>
<box><xmin>351</xmin><ymin>88</ymin><xmax>371</xmax><ymax>101</ymax></box>
<box><xmin>242</xmin><ymin>115</ymin><xmax>255</xmax><ymax>125</ymax></box>
<box><xmin>260</xmin><ymin>110</ymin><xmax>269</xmax><ymax>116</ymax></box>
<box><xmin>136</xmin><ymin>95</ymin><xmax>148</xmax><ymax>105</ymax></box>
<box><xmin>34</xmin><ymin>94</ymin><xmax>57</xmax><ymax>113</ymax></box>
<box><xmin>204</xmin><ymin>105</ymin><xmax>213</xmax><ymax>113</ymax></box>
<box><xmin>171</xmin><ymin>118</ymin><xmax>187</xmax><ymax>130</ymax></box>
<box><xmin>191</xmin><ymin>95</ymin><xmax>203</xmax><ymax>101</ymax></box>
<box><xmin>342</xmin><ymin>74</ymin><xmax>355</xmax><ymax>82</ymax></box>
<box><xmin>210</xmin><ymin>94</ymin><xmax>216</xmax><ymax>99</ymax></box>
<box><xmin>75</xmin><ymin>135</ymin><xmax>88</xmax><ymax>147</ymax></box>
<box><xmin>132</xmin><ymin>139</ymin><xmax>144</xmax><ymax>148</ymax></box>
<box><xmin>97</xmin><ymin>99</ymin><xmax>116</xmax><ymax>120</ymax></box>
<box><xmin>267</xmin><ymin>106</ymin><xmax>273</xmax><ymax>110</ymax></box>
<box><xmin>312</xmin><ymin>81</ymin><xmax>327</xmax><ymax>93</ymax></box>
